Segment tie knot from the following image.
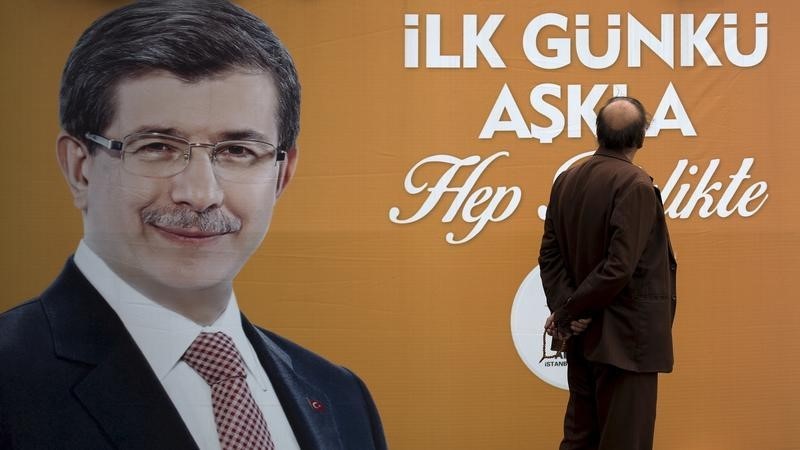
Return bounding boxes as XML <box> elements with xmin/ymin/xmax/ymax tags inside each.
<box><xmin>182</xmin><ymin>332</ymin><xmax>246</xmax><ymax>385</ymax></box>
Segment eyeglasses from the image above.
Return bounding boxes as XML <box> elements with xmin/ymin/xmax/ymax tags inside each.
<box><xmin>85</xmin><ymin>132</ymin><xmax>286</xmax><ymax>183</ymax></box>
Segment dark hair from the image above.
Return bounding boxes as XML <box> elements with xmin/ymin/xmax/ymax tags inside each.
<box><xmin>595</xmin><ymin>97</ymin><xmax>648</xmax><ymax>151</ymax></box>
<box><xmin>60</xmin><ymin>0</ymin><xmax>300</xmax><ymax>152</ymax></box>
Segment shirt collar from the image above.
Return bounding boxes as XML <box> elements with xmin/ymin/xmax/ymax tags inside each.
<box><xmin>73</xmin><ymin>240</ymin><xmax>268</xmax><ymax>390</ymax></box>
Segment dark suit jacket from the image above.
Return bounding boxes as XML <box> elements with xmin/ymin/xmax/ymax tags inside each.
<box><xmin>0</xmin><ymin>258</ymin><xmax>387</xmax><ymax>450</ymax></box>
<box><xmin>539</xmin><ymin>148</ymin><xmax>677</xmax><ymax>373</ymax></box>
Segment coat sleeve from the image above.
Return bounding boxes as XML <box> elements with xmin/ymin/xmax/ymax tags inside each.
<box><xmin>538</xmin><ymin>199</ymin><xmax>575</xmax><ymax>313</ymax></box>
<box><xmin>554</xmin><ymin>181</ymin><xmax>658</xmax><ymax>327</ymax></box>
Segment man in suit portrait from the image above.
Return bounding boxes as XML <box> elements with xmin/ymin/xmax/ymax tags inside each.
<box><xmin>539</xmin><ymin>97</ymin><xmax>677</xmax><ymax>450</ymax></box>
<box><xmin>0</xmin><ymin>1</ymin><xmax>387</xmax><ymax>449</ymax></box>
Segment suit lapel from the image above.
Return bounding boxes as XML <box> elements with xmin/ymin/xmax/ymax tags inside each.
<box><xmin>72</xmin><ymin>343</ymin><xmax>199</xmax><ymax>450</ymax></box>
<box><xmin>242</xmin><ymin>318</ymin><xmax>343</xmax><ymax>450</ymax></box>
<box><xmin>42</xmin><ymin>259</ymin><xmax>197</xmax><ymax>450</ymax></box>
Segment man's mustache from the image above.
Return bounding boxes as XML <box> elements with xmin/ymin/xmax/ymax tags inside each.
<box><xmin>141</xmin><ymin>207</ymin><xmax>242</xmax><ymax>234</ymax></box>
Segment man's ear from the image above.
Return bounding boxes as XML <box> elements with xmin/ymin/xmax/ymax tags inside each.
<box><xmin>56</xmin><ymin>131</ymin><xmax>91</xmax><ymax>211</ymax></box>
<box><xmin>275</xmin><ymin>145</ymin><xmax>298</xmax><ymax>199</ymax></box>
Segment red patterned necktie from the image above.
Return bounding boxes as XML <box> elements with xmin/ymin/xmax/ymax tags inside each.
<box><xmin>182</xmin><ymin>332</ymin><xmax>275</xmax><ymax>450</ymax></box>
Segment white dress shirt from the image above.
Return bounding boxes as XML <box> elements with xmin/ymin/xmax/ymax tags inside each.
<box><xmin>74</xmin><ymin>241</ymin><xmax>300</xmax><ymax>450</ymax></box>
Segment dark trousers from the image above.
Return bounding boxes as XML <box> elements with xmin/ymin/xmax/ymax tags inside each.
<box><xmin>560</xmin><ymin>349</ymin><xmax>658</xmax><ymax>450</ymax></box>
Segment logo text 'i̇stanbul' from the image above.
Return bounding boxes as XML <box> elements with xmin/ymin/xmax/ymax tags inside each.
<box><xmin>511</xmin><ymin>266</ymin><xmax>568</xmax><ymax>390</ymax></box>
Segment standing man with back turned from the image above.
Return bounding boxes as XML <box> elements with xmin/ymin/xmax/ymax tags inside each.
<box><xmin>0</xmin><ymin>1</ymin><xmax>387</xmax><ymax>449</ymax></box>
<box><xmin>539</xmin><ymin>97</ymin><xmax>677</xmax><ymax>450</ymax></box>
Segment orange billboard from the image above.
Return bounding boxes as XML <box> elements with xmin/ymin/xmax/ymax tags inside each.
<box><xmin>1</xmin><ymin>1</ymin><xmax>797</xmax><ymax>448</ymax></box>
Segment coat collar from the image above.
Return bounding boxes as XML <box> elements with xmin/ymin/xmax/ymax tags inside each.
<box><xmin>594</xmin><ymin>147</ymin><xmax>634</xmax><ymax>163</ymax></box>
<box><xmin>41</xmin><ymin>258</ymin><xmax>198</xmax><ymax>449</ymax></box>
<box><xmin>243</xmin><ymin>319</ymin><xmax>344</xmax><ymax>450</ymax></box>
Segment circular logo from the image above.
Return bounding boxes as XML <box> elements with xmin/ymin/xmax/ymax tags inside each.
<box><xmin>510</xmin><ymin>265</ymin><xmax>568</xmax><ymax>390</ymax></box>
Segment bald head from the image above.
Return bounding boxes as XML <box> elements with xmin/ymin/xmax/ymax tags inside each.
<box><xmin>596</xmin><ymin>97</ymin><xmax>648</xmax><ymax>151</ymax></box>
<box><xmin>602</xmin><ymin>100</ymin><xmax>641</xmax><ymax>130</ymax></box>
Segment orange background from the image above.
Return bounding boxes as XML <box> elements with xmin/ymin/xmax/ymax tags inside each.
<box><xmin>1</xmin><ymin>1</ymin><xmax>798</xmax><ymax>449</ymax></box>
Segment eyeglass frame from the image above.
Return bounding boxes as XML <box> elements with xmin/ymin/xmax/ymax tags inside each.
<box><xmin>84</xmin><ymin>131</ymin><xmax>287</xmax><ymax>180</ymax></box>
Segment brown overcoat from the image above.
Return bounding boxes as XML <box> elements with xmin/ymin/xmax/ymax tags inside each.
<box><xmin>539</xmin><ymin>148</ymin><xmax>677</xmax><ymax>373</ymax></box>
